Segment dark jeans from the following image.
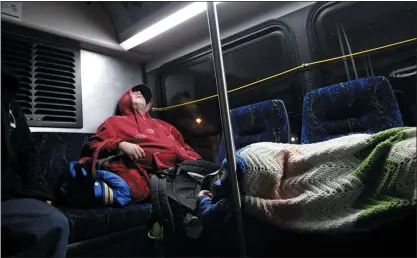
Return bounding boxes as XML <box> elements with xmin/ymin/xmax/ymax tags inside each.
<box><xmin>1</xmin><ymin>198</ymin><xmax>69</xmax><ymax>257</ymax></box>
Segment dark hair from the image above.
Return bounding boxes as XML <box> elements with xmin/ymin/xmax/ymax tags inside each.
<box><xmin>114</xmin><ymin>104</ymin><xmax>122</xmax><ymax>116</ymax></box>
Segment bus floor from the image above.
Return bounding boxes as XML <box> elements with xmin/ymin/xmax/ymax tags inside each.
<box><xmin>162</xmin><ymin>209</ymin><xmax>416</xmax><ymax>257</ymax></box>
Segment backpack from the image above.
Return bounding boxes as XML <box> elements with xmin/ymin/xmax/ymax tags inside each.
<box><xmin>149</xmin><ymin>159</ymin><xmax>221</xmax><ymax>242</ymax></box>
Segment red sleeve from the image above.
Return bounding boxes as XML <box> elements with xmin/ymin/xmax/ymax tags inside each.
<box><xmin>159</xmin><ymin>120</ymin><xmax>202</xmax><ymax>160</ymax></box>
<box><xmin>80</xmin><ymin>119</ymin><xmax>124</xmax><ymax>159</ymax></box>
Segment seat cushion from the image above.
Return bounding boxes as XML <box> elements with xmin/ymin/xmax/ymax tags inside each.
<box><xmin>301</xmin><ymin>76</ymin><xmax>404</xmax><ymax>144</ymax></box>
<box><xmin>60</xmin><ymin>202</ymin><xmax>152</xmax><ymax>244</ymax></box>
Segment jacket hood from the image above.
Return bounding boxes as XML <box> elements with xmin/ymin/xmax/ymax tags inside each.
<box><xmin>118</xmin><ymin>84</ymin><xmax>153</xmax><ymax>117</ymax></box>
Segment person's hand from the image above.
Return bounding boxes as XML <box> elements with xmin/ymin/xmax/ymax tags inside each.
<box><xmin>46</xmin><ymin>200</ymin><xmax>52</xmax><ymax>205</ymax></box>
<box><xmin>119</xmin><ymin>141</ymin><xmax>145</xmax><ymax>161</ymax></box>
<box><xmin>198</xmin><ymin>190</ymin><xmax>212</xmax><ymax>198</ymax></box>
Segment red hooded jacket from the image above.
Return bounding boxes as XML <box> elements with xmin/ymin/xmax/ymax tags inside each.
<box><xmin>80</xmin><ymin>85</ymin><xmax>201</xmax><ymax>201</ymax></box>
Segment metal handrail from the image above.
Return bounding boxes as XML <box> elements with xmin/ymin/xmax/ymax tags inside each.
<box><xmin>206</xmin><ymin>2</ymin><xmax>246</xmax><ymax>257</ymax></box>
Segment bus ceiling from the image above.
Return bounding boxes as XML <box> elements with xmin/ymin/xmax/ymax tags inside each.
<box><xmin>0</xmin><ymin>2</ymin><xmax>315</xmax><ymax>66</ymax></box>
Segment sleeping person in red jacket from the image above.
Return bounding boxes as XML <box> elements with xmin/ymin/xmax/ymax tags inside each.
<box><xmin>79</xmin><ymin>84</ymin><xmax>201</xmax><ymax>202</ymax></box>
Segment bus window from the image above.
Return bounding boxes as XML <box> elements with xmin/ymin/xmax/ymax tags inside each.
<box><xmin>159</xmin><ymin>23</ymin><xmax>300</xmax><ymax>161</ymax></box>
<box><xmin>309</xmin><ymin>1</ymin><xmax>417</xmax><ymax>126</ymax></box>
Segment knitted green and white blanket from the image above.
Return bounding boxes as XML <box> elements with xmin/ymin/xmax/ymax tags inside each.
<box><xmin>234</xmin><ymin>127</ymin><xmax>416</xmax><ymax>232</ymax></box>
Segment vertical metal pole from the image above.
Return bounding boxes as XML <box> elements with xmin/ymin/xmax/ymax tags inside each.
<box><xmin>206</xmin><ymin>2</ymin><xmax>246</xmax><ymax>257</ymax></box>
<box><xmin>340</xmin><ymin>23</ymin><xmax>358</xmax><ymax>80</ymax></box>
<box><xmin>336</xmin><ymin>23</ymin><xmax>351</xmax><ymax>81</ymax></box>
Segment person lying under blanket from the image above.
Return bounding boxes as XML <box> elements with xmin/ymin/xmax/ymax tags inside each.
<box><xmin>198</xmin><ymin>127</ymin><xmax>416</xmax><ymax>233</ymax></box>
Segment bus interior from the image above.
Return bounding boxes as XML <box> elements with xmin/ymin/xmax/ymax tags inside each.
<box><xmin>1</xmin><ymin>1</ymin><xmax>416</xmax><ymax>257</ymax></box>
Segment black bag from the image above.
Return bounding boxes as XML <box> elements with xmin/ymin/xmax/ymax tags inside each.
<box><xmin>150</xmin><ymin>159</ymin><xmax>221</xmax><ymax>242</ymax></box>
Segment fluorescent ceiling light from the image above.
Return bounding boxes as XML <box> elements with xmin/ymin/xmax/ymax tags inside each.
<box><xmin>120</xmin><ymin>2</ymin><xmax>221</xmax><ymax>50</ymax></box>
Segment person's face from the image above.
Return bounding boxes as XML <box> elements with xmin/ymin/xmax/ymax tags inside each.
<box><xmin>131</xmin><ymin>90</ymin><xmax>147</xmax><ymax>111</ymax></box>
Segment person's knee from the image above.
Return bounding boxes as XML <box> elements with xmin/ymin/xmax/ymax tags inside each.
<box><xmin>2</xmin><ymin>203</ymin><xmax>70</xmax><ymax>257</ymax></box>
<box><xmin>35</xmin><ymin>208</ymin><xmax>69</xmax><ymax>257</ymax></box>
<box><xmin>45</xmin><ymin>208</ymin><xmax>69</xmax><ymax>239</ymax></box>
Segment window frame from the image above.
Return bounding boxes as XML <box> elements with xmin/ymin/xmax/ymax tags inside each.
<box><xmin>155</xmin><ymin>20</ymin><xmax>299</xmax><ymax>114</ymax></box>
<box><xmin>307</xmin><ymin>1</ymin><xmax>417</xmax><ymax>71</ymax></box>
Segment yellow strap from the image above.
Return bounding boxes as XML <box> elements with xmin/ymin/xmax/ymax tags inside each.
<box><xmin>103</xmin><ymin>183</ymin><xmax>109</xmax><ymax>205</ymax></box>
<box><xmin>152</xmin><ymin>38</ymin><xmax>416</xmax><ymax>112</ymax></box>
<box><xmin>109</xmin><ymin>187</ymin><xmax>114</xmax><ymax>205</ymax></box>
